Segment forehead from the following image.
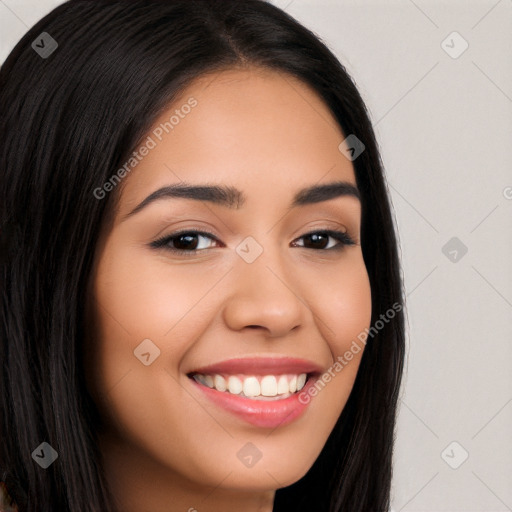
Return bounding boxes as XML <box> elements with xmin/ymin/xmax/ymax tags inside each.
<box><xmin>116</xmin><ymin>66</ymin><xmax>356</xmax><ymax>218</ymax></box>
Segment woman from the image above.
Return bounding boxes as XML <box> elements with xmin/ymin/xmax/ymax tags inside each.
<box><xmin>0</xmin><ymin>1</ymin><xmax>405</xmax><ymax>510</ymax></box>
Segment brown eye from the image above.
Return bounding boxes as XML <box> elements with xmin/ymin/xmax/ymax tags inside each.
<box><xmin>150</xmin><ymin>230</ymin><xmax>220</xmax><ymax>254</ymax></box>
<box><xmin>171</xmin><ymin>233</ymin><xmax>201</xmax><ymax>250</ymax></box>
<box><xmin>302</xmin><ymin>232</ymin><xmax>330</xmax><ymax>249</ymax></box>
<box><xmin>292</xmin><ymin>230</ymin><xmax>355</xmax><ymax>251</ymax></box>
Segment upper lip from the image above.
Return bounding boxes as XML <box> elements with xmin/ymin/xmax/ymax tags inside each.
<box><xmin>188</xmin><ymin>356</ymin><xmax>324</xmax><ymax>376</ymax></box>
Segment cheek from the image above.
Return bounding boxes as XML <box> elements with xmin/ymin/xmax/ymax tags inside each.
<box><xmin>85</xmin><ymin>245</ymin><xmax>220</xmax><ymax>469</ymax></box>
<box><xmin>93</xmin><ymin>249</ymin><xmax>214</xmax><ymax>336</ymax></box>
<box><xmin>90</xmin><ymin>237</ymin><xmax>230</xmax><ymax>359</ymax></box>
<box><xmin>85</xmin><ymin>241</ymin><xmax>213</xmax><ymax>419</ymax></box>
<box><xmin>296</xmin><ymin>252</ymin><xmax>371</xmax><ymax>425</ymax></box>
<box><xmin>307</xmin><ymin>251</ymin><xmax>372</xmax><ymax>354</ymax></box>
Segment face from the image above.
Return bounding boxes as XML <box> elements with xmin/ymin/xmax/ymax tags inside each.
<box><xmin>86</xmin><ymin>67</ymin><xmax>372</xmax><ymax>496</ymax></box>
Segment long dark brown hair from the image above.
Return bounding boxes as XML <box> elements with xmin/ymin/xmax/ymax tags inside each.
<box><xmin>0</xmin><ymin>1</ymin><xmax>405</xmax><ymax>510</ymax></box>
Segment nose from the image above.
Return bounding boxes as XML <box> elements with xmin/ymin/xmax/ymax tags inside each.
<box><xmin>222</xmin><ymin>253</ymin><xmax>305</xmax><ymax>338</ymax></box>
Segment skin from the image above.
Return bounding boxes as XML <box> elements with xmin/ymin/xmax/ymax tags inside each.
<box><xmin>85</xmin><ymin>66</ymin><xmax>372</xmax><ymax>512</ymax></box>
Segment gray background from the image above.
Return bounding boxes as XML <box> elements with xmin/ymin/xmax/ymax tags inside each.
<box><xmin>1</xmin><ymin>0</ymin><xmax>511</xmax><ymax>510</ymax></box>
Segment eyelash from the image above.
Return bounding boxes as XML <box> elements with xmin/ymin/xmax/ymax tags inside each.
<box><xmin>149</xmin><ymin>228</ymin><xmax>356</xmax><ymax>255</ymax></box>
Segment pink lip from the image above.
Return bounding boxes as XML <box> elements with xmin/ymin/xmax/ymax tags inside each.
<box><xmin>189</xmin><ymin>374</ymin><xmax>319</xmax><ymax>428</ymax></box>
<box><xmin>188</xmin><ymin>356</ymin><xmax>324</xmax><ymax>376</ymax></box>
<box><xmin>187</xmin><ymin>357</ymin><xmax>322</xmax><ymax>429</ymax></box>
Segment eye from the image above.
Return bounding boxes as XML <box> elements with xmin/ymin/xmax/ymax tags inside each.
<box><xmin>150</xmin><ymin>230</ymin><xmax>221</xmax><ymax>254</ymax></box>
<box><xmin>291</xmin><ymin>229</ymin><xmax>356</xmax><ymax>251</ymax></box>
<box><xmin>150</xmin><ymin>228</ymin><xmax>356</xmax><ymax>255</ymax></box>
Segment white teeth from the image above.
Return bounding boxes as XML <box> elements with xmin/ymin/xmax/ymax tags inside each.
<box><xmin>277</xmin><ymin>375</ymin><xmax>289</xmax><ymax>394</ymax></box>
<box><xmin>289</xmin><ymin>375</ymin><xmax>297</xmax><ymax>393</ymax></box>
<box><xmin>213</xmin><ymin>374</ymin><xmax>226</xmax><ymax>392</ymax></box>
<box><xmin>260</xmin><ymin>375</ymin><xmax>277</xmax><ymax>397</ymax></box>
<box><xmin>227</xmin><ymin>376</ymin><xmax>243</xmax><ymax>395</ymax></box>
<box><xmin>193</xmin><ymin>372</ymin><xmax>309</xmax><ymax>399</ymax></box>
<box><xmin>243</xmin><ymin>376</ymin><xmax>260</xmax><ymax>397</ymax></box>
<box><xmin>296</xmin><ymin>373</ymin><xmax>307</xmax><ymax>391</ymax></box>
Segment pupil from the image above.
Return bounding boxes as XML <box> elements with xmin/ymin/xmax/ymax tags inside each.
<box><xmin>175</xmin><ymin>233</ymin><xmax>197</xmax><ymax>250</ymax></box>
<box><xmin>307</xmin><ymin>233</ymin><xmax>327</xmax><ymax>249</ymax></box>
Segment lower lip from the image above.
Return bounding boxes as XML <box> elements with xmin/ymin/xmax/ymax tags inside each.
<box><xmin>189</xmin><ymin>375</ymin><xmax>317</xmax><ymax>429</ymax></box>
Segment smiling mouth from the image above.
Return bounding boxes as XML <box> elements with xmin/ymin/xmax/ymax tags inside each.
<box><xmin>187</xmin><ymin>372</ymin><xmax>315</xmax><ymax>401</ymax></box>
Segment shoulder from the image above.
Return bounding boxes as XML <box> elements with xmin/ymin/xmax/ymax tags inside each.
<box><xmin>0</xmin><ymin>481</ymin><xmax>18</xmax><ymax>512</ymax></box>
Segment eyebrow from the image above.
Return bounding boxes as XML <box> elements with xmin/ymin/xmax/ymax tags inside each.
<box><xmin>122</xmin><ymin>180</ymin><xmax>360</xmax><ymax>220</ymax></box>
